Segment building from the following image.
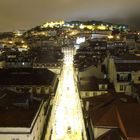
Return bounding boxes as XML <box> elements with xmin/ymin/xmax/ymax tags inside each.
<box><xmin>78</xmin><ymin>76</ymin><xmax>114</xmax><ymax>98</ymax></box>
<box><xmin>3</xmin><ymin>51</ymin><xmax>33</xmax><ymax>68</ymax></box>
<box><xmin>88</xmin><ymin>40</ymin><xmax>107</xmax><ymax>51</ymax></box>
<box><xmin>33</xmin><ymin>53</ymin><xmax>63</xmax><ymax>76</ymax></box>
<box><xmin>0</xmin><ymin>89</ymin><xmax>51</xmax><ymax>140</ymax></box>
<box><xmin>74</xmin><ymin>40</ymin><xmax>107</xmax><ymax>71</ymax></box>
<box><xmin>33</xmin><ymin>46</ymin><xmax>63</xmax><ymax>77</ymax></box>
<box><xmin>108</xmin><ymin>41</ymin><xmax>129</xmax><ymax>57</ymax></box>
<box><xmin>0</xmin><ymin>68</ymin><xmax>58</xmax><ymax>96</ymax></box>
<box><xmin>108</xmin><ymin>55</ymin><xmax>140</xmax><ymax>94</ymax></box>
<box><xmin>83</xmin><ymin>93</ymin><xmax>140</xmax><ymax>140</ymax></box>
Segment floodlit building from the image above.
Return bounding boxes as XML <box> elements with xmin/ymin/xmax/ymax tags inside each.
<box><xmin>0</xmin><ymin>89</ymin><xmax>51</xmax><ymax>140</ymax></box>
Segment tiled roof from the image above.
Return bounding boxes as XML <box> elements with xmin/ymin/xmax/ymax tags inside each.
<box><xmin>90</xmin><ymin>104</ymin><xmax>118</xmax><ymax>127</ymax></box>
<box><xmin>117</xmin><ymin>103</ymin><xmax>140</xmax><ymax>139</ymax></box>
<box><xmin>86</xmin><ymin>93</ymin><xmax>140</xmax><ymax>139</ymax></box>
<box><xmin>96</xmin><ymin>129</ymin><xmax>122</xmax><ymax>140</ymax></box>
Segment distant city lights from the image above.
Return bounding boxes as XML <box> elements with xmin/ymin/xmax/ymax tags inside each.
<box><xmin>76</xmin><ymin>37</ymin><xmax>85</xmax><ymax>45</ymax></box>
<box><xmin>41</xmin><ymin>21</ymin><xmax>64</xmax><ymax>28</ymax></box>
<box><xmin>108</xmin><ymin>35</ymin><xmax>114</xmax><ymax>39</ymax></box>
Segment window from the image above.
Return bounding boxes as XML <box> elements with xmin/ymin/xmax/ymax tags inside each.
<box><xmin>86</xmin><ymin>92</ymin><xmax>89</xmax><ymax>97</ymax></box>
<box><xmin>93</xmin><ymin>92</ymin><xmax>97</xmax><ymax>96</ymax></box>
<box><xmin>120</xmin><ymin>85</ymin><xmax>126</xmax><ymax>91</ymax></box>
<box><xmin>128</xmin><ymin>74</ymin><xmax>132</xmax><ymax>81</ymax></box>
<box><xmin>101</xmin><ymin>85</ymin><xmax>106</xmax><ymax>90</ymax></box>
<box><xmin>99</xmin><ymin>84</ymin><xmax>107</xmax><ymax>90</ymax></box>
<box><xmin>117</xmin><ymin>74</ymin><xmax>120</xmax><ymax>81</ymax></box>
<box><xmin>117</xmin><ymin>73</ymin><xmax>131</xmax><ymax>81</ymax></box>
<box><xmin>120</xmin><ymin>76</ymin><xmax>125</xmax><ymax>81</ymax></box>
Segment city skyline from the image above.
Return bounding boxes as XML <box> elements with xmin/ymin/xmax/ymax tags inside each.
<box><xmin>0</xmin><ymin>1</ymin><xmax>140</xmax><ymax>140</ymax></box>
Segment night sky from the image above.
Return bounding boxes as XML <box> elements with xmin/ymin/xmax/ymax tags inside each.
<box><xmin>0</xmin><ymin>0</ymin><xmax>139</xmax><ymax>31</ymax></box>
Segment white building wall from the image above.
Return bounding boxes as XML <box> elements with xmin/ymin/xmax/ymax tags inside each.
<box><xmin>99</xmin><ymin>84</ymin><xmax>108</xmax><ymax>90</ymax></box>
<box><xmin>80</xmin><ymin>91</ymin><xmax>108</xmax><ymax>98</ymax></box>
<box><xmin>108</xmin><ymin>57</ymin><xmax>116</xmax><ymax>83</ymax></box>
<box><xmin>0</xmin><ymin>134</ymin><xmax>29</xmax><ymax>140</ymax></box>
<box><xmin>113</xmin><ymin>71</ymin><xmax>140</xmax><ymax>93</ymax></box>
<box><xmin>48</xmin><ymin>68</ymin><xmax>61</xmax><ymax>75</ymax></box>
<box><xmin>108</xmin><ymin>57</ymin><xmax>140</xmax><ymax>93</ymax></box>
<box><xmin>7</xmin><ymin>86</ymin><xmax>50</xmax><ymax>95</ymax></box>
<box><xmin>29</xmin><ymin>102</ymin><xmax>46</xmax><ymax>140</ymax></box>
<box><xmin>132</xmin><ymin>71</ymin><xmax>140</xmax><ymax>84</ymax></box>
<box><xmin>94</xmin><ymin>127</ymin><xmax>110</xmax><ymax>139</ymax></box>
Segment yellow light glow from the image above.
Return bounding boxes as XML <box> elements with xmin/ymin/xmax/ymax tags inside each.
<box><xmin>9</xmin><ymin>41</ymin><xmax>13</xmax><ymax>44</ymax></box>
<box><xmin>21</xmin><ymin>40</ymin><xmax>25</xmax><ymax>44</ymax></box>
<box><xmin>79</xmin><ymin>24</ymin><xmax>85</xmax><ymax>29</ymax></box>
<box><xmin>116</xmin><ymin>35</ymin><xmax>120</xmax><ymax>39</ymax></box>
<box><xmin>22</xmin><ymin>45</ymin><xmax>28</xmax><ymax>48</ymax></box>
<box><xmin>49</xmin><ymin>48</ymin><xmax>85</xmax><ymax>140</ymax></box>
<box><xmin>41</xmin><ymin>32</ymin><xmax>45</xmax><ymax>35</ymax></box>
<box><xmin>86</xmin><ymin>25</ymin><xmax>94</xmax><ymax>30</ymax></box>
<box><xmin>108</xmin><ymin>35</ymin><xmax>114</xmax><ymax>39</ymax></box>
<box><xmin>69</xmin><ymin>30</ymin><xmax>79</xmax><ymax>36</ymax></box>
<box><xmin>16</xmin><ymin>33</ymin><xmax>22</xmax><ymax>36</ymax></box>
<box><xmin>70</xmin><ymin>25</ymin><xmax>74</xmax><ymax>28</ymax></box>
<box><xmin>109</xmin><ymin>26</ymin><xmax>113</xmax><ymax>31</ymax></box>
<box><xmin>97</xmin><ymin>24</ymin><xmax>107</xmax><ymax>30</ymax></box>
<box><xmin>42</xmin><ymin>21</ymin><xmax>64</xmax><ymax>28</ymax></box>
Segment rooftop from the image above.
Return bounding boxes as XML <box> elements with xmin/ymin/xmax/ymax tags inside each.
<box><xmin>34</xmin><ymin>50</ymin><xmax>63</xmax><ymax>64</ymax></box>
<box><xmin>96</xmin><ymin>129</ymin><xmax>122</xmax><ymax>140</ymax></box>
<box><xmin>118</xmin><ymin>55</ymin><xmax>140</xmax><ymax>61</ymax></box>
<box><xmin>0</xmin><ymin>89</ymin><xmax>50</xmax><ymax>127</ymax></box>
<box><xmin>79</xmin><ymin>77</ymin><xmax>111</xmax><ymax>91</ymax></box>
<box><xmin>0</xmin><ymin>68</ymin><xmax>56</xmax><ymax>86</ymax></box>
<box><xmin>85</xmin><ymin>93</ymin><xmax>140</xmax><ymax>139</ymax></box>
<box><xmin>115</xmin><ymin>63</ymin><xmax>140</xmax><ymax>72</ymax></box>
<box><xmin>117</xmin><ymin>103</ymin><xmax>140</xmax><ymax>138</ymax></box>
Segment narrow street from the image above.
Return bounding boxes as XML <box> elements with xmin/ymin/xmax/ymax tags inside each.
<box><xmin>45</xmin><ymin>47</ymin><xmax>87</xmax><ymax>140</ymax></box>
